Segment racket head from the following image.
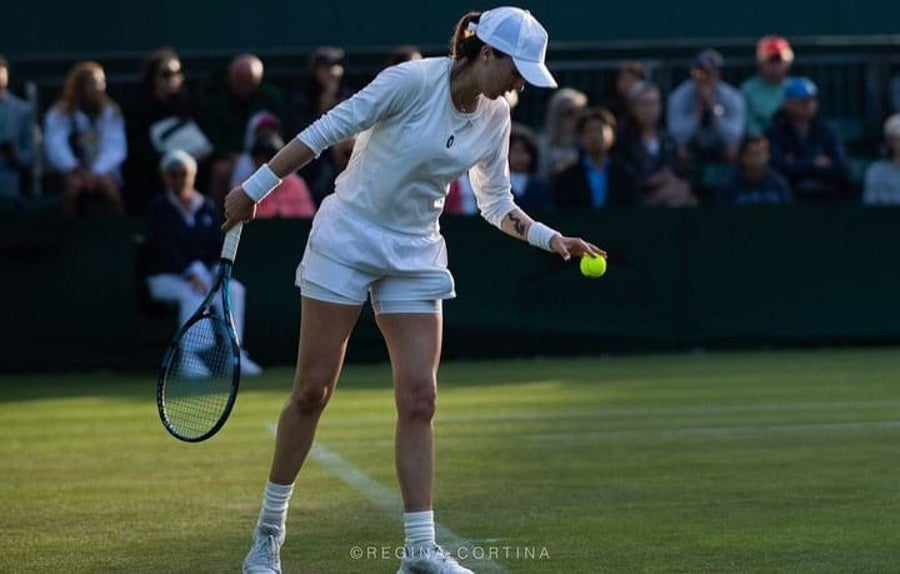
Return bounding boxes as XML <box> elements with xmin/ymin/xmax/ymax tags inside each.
<box><xmin>157</xmin><ymin>288</ymin><xmax>241</xmax><ymax>442</ymax></box>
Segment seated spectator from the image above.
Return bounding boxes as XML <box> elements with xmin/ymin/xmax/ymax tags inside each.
<box><xmin>717</xmin><ymin>136</ymin><xmax>792</xmax><ymax>205</ymax></box>
<box><xmin>308</xmin><ymin>135</ymin><xmax>355</xmax><ymax>206</ymax></box>
<box><xmin>667</xmin><ymin>49</ymin><xmax>745</xmax><ymax>163</ymax></box>
<box><xmin>44</xmin><ymin>61</ymin><xmax>126</xmax><ymax>216</ymax></box>
<box><xmin>741</xmin><ymin>36</ymin><xmax>795</xmax><ymax>137</ymax></box>
<box><xmin>250</xmin><ymin>134</ymin><xmax>316</xmax><ymax>219</ymax></box>
<box><xmin>0</xmin><ymin>54</ymin><xmax>34</xmax><ymax>198</ymax></box>
<box><xmin>124</xmin><ymin>48</ymin><xmax>210</xmax><ymax>216</ymax></box>
<box><xmin>615</xmin><ymin>81</ymin><xmax>696</xmax><ymax>207</ymax></box>
<box><xmin>144</xmin><ymin>150</ymin><xmax>260</xmax><ymax>376</ymax></box>
<box><xmin>386</xmin><ymin>45</ymin><xmax>423</xmax><ymax>67</ymax></box>
<box><xmin>445</xmin><ymin>173</ymin><xmax>478</xmax><ymax>215</ymax></box>
<box><xmin>538</xmin><ymin>87</ymin><xmax>588</xmax><ymax>178</ymax></box>
<box><xmin>229</xmin><ymin>110</ymin><xmax>282</xmax><ymax>189</ymax></box>
<box><xmin>291</xmin><ymin>46</ymin><xmax>352</xmax><ymax>134</ymax></box>
<box><xmin>605</xmin><ymin>61</ymin><xmax>647</xmax><ymax>122</ymax></box>
<box><xmin>862</xmin><ymin>114</ymin><xmax>900</xmax><ymax>205</ymax></box>
<box><xmin>202</xmin><ymin>53</ymin><xmax>287</xmax><ymax>204</ymax></box>
<box><xmin>508</xmin><ymin>123</ymin><xmax>554</xmax><ymax>212</ymax></box>
<box><xmin>765</xmin><ymin>77</ymin><xmax>850</xmax><ymax>202</ymax></box>
<box><xmin>553</xmin><ymin>107</ymin><xmax>630</xmax><ymax>209</ymax></box>
<box><xmin>292</xmin><ymin>47</ymin><xmax>353</xmax><ymax>199</ymax></box>
<box><xmin>890</xmin><ymin>74</ymin><xmax>900</xmax><ymax>115</ymax></box>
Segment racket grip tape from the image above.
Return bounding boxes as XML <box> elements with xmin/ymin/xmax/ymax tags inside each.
<box><xmin>221</xmin><ymin>223</ymin><xmax>244</xmax><ymax>262</ymax></box>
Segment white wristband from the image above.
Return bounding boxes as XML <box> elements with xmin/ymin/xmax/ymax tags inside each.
<box><xmin>241</xmin><ymin>164</ymin><xmax>282</xmax><ymax>202</ymax></box>
<box><xmin>527</xmin><ymin>221</ymin><xmax>560</xmax><ymax>252</ymax></box>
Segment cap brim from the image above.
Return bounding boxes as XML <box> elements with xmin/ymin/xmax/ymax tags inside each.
<box><xmin>513</xmin><ymin>58</ymin><xmax>558</xmax><ymax>89</ymax></box>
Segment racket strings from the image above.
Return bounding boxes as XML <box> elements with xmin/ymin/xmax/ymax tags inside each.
<box><xmin>163</xmin><ymin>315</ymin><xmax>237</xmax><ymax>439</ymax></box>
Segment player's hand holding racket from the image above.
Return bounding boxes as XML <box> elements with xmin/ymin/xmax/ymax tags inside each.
<box><xmin>157</xmin><ymin>188</ymin><xmax>254</xmax><ymax>442</ymax></box>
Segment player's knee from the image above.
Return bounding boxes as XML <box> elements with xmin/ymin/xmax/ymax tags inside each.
<box><xmin>396</xmin><ymin>380</ymin><xmax>436</xmax><ymax>422</ymax></box>
<box><xmin>291</xmin><ymin>384</ymin><xmax>330</xmax><ymax>415</ymax></box>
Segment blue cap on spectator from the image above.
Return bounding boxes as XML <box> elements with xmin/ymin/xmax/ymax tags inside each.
<box><xmin>784</xmin><ymin>77</ymin><xmax>818</xmax><ymax>100</ymax></box>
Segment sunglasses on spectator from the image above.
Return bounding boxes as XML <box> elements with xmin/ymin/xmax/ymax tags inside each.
<box><xmin>159</xmin><ymin>68</ymin><xmax>183</xmax><ymax>79</ymax></box>
<box><xmin>165</xmin><ymin>168</ymin><xmax>188</xmax><ymax>177</ymax></box>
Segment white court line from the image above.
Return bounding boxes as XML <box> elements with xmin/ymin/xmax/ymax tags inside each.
<box><xmin>267</xmin><ymin>424</ymin><xmax>508</xmax><ymax>573</ymax></box>
<box><xmin>523</xmin><ymin>419</ymin><xmax>900</xmax><ymax>442</ymax></box>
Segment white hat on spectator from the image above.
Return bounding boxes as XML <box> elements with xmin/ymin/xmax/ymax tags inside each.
<box><xmin>469</xmin><ymin>6</ymin><xmax>557</xmax><ymax>88</ymax></box>
<box><xmin>159</xmin><ymin>149</ymin><xmax>197</xmax><ymax>174</ymax></box>
<box><xmin>884</xmin><ymin>114</ymin><xmax>900</xmax><ymax>139</ymax></box>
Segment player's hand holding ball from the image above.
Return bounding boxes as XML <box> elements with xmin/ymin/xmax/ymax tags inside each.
<box><xmin>580</xmin><ymin>253</ymin><xmax>607</xmax><ymax>278</ymax></box>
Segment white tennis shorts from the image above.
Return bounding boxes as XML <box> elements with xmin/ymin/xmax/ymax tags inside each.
<box><xmin>296</xmin><ymin>196</ymin><xmax>456</xmax><ymax>314</ymax></box>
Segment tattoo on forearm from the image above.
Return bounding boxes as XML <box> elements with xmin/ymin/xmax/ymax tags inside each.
<box><xmin>508</xmin><ymin>213</ymin><xmax>526</xmax><ymax>236</ymax></box>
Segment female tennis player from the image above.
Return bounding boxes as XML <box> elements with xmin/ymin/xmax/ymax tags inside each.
<box><xmin>225</xmin><ymin>7</ymin><xmax>605</xmax><ymax>573</ymax></box>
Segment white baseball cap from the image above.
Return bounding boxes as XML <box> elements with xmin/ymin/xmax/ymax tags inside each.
<box><xmin>469</xmin><ymin>6</ymin><xmax>558</xmax><ymax>89</ymax></box>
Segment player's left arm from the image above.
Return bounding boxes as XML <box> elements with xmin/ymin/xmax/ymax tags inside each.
<box><xmin>499</xmin><ymin>207</ymin><xmax>605</xmax><ymax>261</ymax></box>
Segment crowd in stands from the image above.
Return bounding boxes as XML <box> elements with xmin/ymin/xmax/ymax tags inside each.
<box><xmin>2</xmin><ymin>36</ymin><xmax>900</xmax><ymax>217</ymax></box>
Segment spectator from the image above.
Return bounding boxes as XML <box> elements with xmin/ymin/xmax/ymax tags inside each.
<box><xmin>862</xmin><ymin>114</ymin><xmax>900</xmax><ymax>205</ymax></box>
<box><xmin>717</xmin><ymin>136</ymin><xmax>792</xmax><ymax>205</ymax></box>
<box><xmin>124</xmin><ymin>48</ymin><xmax>210</xmax><ymax>216</ymax></box>
<box><xmin>0</xmin><ymin>54</ymin><xmax>34</xmax><ymax>198</ymax></box>
<box><xmin>291</xmin><ymin>46</ymin><xmax>352</xmax><ymax>134</ymax></box>
<box><xmin>203</xmin><ymin>54</ymin><xmax>286</xmax><ymax>204</ymax></box>
<box><xmin>308</xmin><ymin>135</ymin><xmax>355</xmax><ymax>206</ymax></box>
<box><xmin>615</xmin><ymin>81</ymin><xmax>695</xmax><ymax>207</ymax></box>
<box><xmin>291</xmin><ymin>47</ymin><xmax>353</xmax><ymax>201</ymax></box>
<box><xmin>386</xmin><ymin>45</ymin><xmax>423</xmax><ymax>67</ymax></box>
<box><xmin>538</xmin><ymin>87</ymin><xmax>588</xmax><ymax>178</ymax></box>
<box><xmin>766</xmin><ymin>77</ymin><xmax>850</xmax><ymax>202</ymax></box>
<box><xmin>508</xmin><ymin>123</ymin><xmax>554</xmax><ymax>212</ymax></box>
<box><xmin>605</xmin><ymin>61</ymin><xmax>647</xmax><ymax>122</ymax></box>
<box><xmin>144</xmin><ymin>149</ymin><xmax>261</xmax><ymax>377</ymax></box>
<box><xmin>229</xmin><ymin>110</ymin><xmax>282</xmax><ymax>190</ymax></box>
<box><xmin>44</xmin><ymin>61</ymin><xmax>126</xmax><ymax>216</ymax></box>
<box><xmin>741</xmin><ymin>36</ymin><xmax>795</xmax><ymax>137</ymax></box>
<box><xmin>890</xmin><ymin>74</ymin><xmax>900</xmax><ymax>115</ymax></box>
<box><xmin>667</xmin><ymin>49</ymin><xmax>745</xmax><ymax>163</ymax></box>
<box><xmin>250</xmin><ymin>134</ymin><xmax>316</xmax><ymax>219</ymax></box>
<box><xmin>553</xmin><ymin>107</ymin><xmax>630</xmax><ymax>209</ymax></box>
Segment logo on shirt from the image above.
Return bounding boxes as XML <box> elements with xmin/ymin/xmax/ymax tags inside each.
<box><xmin>446</xmin><ymin>135</ymin><xmax>455</xmax><ymax>149</ymax></box>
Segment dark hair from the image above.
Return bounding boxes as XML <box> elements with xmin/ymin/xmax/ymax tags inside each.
<box><xmin>451</xmin><ymin>12</ymin><xmax>484</xmax><ymax>60</ymax></box>
<box><xmin>0</xmin><ymin>54</ymin><xmax>7</xmax><ymax>69</ymax></box>
<box><xmin>576</xmin><ymin>107</ymin><xmax>617</xmax><ymax>134</ymax></box>
<box><xmin>449</xmin><ymin>12</ymin><xmax>509</xmax><ymax>61</ymax></box>
<box><xmin>140</xmin><ymin>47</ymin><xmax>180</xmax><ymax>91</ymax></box>
<box><xmin>386</xmin><ymin>45</ymin><xmax>422</xmax><ymax>67</ymax></box>
<box><xmin>617</xmin><ymin>61</ymin><xmax>647</xmax><ymax>81</ymax></box>
<box><xmin>510</xmin><ymin>123</ymin><xmax>540</xmax><ymax>173</ymax></box>
<box><xmin>738</xmin><ymin>135</ymin><xmax>769</xmax><ymax>157</ymax></box>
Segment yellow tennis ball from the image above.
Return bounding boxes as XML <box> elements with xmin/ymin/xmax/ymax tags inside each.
<box><xmin>580</xmin><ymin>254</ymin><xmax>607</xmax><ymax>278</ymax></box>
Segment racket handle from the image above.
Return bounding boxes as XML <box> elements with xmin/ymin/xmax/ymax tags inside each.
<box><xmin>221</xmin><ymin>223</ymin><xmax>244</xmax><ymax>262</ymax></box>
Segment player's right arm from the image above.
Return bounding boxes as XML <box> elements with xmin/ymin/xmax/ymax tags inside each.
<box><xmin>223</xmin><ymin>63</ymin><xmax>425</xmax><ymax>230</ymax></box>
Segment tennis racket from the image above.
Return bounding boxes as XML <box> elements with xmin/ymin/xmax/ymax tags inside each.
<box><xmin>157</xmin><ymin>223</ymin><xmax>244</xmax><ymax>442</ymax></box>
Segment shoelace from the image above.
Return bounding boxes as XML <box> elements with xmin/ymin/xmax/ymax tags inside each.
<box><xmin>250</xmin><ymin>530</ymin><xmax>281</xmax><ymax>563</ymax></box>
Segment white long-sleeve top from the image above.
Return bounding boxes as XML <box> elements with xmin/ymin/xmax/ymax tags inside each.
<box><xmin>297</xmin><ymin>57</ymin><xmax>517</xmax><ymax>235</ymax></box>
<box><xmin>43</xmin><ymin>104</ymin><xmax>127</xmax><ymax>175</ymax></box>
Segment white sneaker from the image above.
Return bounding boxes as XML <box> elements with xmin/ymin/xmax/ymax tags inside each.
<box><xmin>240</xmin><ymin>351</ymin><xmax>263</xmax><ymax>376</ymax></box>
<box><xmin>177</xmin><ymin>352</ymin><xmax>211</xmax><ymax>379</ymax></box>
<box><xmin>242</xmin><ymin>524</ymin><xmax>284</xmax><ymax>574</ymax></box>
<box><xmin>397</xmin><ymin>545</ymin><xmax>474</xmax><ymax>574</ymax></box>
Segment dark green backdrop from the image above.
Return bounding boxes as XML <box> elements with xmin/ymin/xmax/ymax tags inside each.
<box><xmin>4</xmin><ymin>207</ymin><xmax>900</xmax><ymax>371</ymax></box>
<box><xmin>7</xmin><ymin>1</ymin><xmax>900</xmax><ymax>57</ymax></box>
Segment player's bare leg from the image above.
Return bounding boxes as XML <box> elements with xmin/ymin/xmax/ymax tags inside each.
<box><xmin>376</xmin><ymin>311</ymin><xmax>473</xmax><ymax>574</ymax></box>
<box><xmin>243</xmin><ymin>297</ymin><xmax>361</xmax><ymax>574</ymax></box>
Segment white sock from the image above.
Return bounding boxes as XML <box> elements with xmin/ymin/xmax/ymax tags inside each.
<box><xmin>404</xmin><ymin>510</ymin><xmax>435</xmax><ymax>550</ymax></box>
<box><xmin>257</xmin><ymin>480</ymin><xmax>294</xmax><ymax>531</ymax></box>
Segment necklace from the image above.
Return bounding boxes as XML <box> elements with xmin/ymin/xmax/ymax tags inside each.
<box><xmin>450</xmin><ymin>60</ymin><xmax>479</xmax><ymax>113</ymax></box>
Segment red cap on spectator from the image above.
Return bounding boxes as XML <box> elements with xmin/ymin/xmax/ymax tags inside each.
<box><xmin>757</xmin><ymin>36</ymin><xmax>794</xmax><ymax>62</ymax></box>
